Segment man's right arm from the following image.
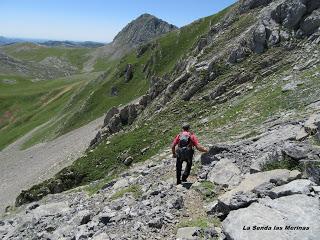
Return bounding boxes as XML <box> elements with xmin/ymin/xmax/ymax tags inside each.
<box><xmin>195</xmin><ymin>144</ymin><xmax>208</xmax><ymax>153</ymax></box>
<box><xmin>192</xmin><ymin>134</ymin><xmax>208</xmax><ymax>153</ymax></box>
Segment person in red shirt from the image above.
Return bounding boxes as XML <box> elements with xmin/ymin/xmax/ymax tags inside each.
<box><xmin>172</xmin><ymin>123</ymin><xmax>208</xmax><ymax>185</ymax></box>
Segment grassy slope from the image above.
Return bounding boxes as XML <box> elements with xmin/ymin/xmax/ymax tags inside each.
<box><xmin>1</xmin><ymin>43</ymin><xmax>91</xmax><ymax>70</ymax></box>
<box><xmin>0</xmin><ymin>73</ymin><xmax>100</xmax><ymax>150</ymax></box>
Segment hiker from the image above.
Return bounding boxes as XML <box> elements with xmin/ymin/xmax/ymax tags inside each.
<box><xmin>172</xmin><ymin>123</ymin><xmax>208</xmax><ymax>185</ymax></box>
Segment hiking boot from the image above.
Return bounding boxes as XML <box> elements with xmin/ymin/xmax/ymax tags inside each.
<box><xmin>177</xmin><ymin>179</ymin><xmax>182</xmax><ymax>185</ymax></box>
<box><xmin>181</xmin><ymin>177</ymin><xmax>187</xmax><ymax>182</ymax></box>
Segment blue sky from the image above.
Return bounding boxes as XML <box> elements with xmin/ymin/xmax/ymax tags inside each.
<box><xmin>0</xmin><ymin>0</ymin><xmax>236</xmax><ymax>42</ymax></box>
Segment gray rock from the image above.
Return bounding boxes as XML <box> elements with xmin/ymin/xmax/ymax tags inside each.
<box><xmin>103</xmin><ymin>107</ymin><xmax>120</xmax><ymax>127</ymax></box>
<box><xmin>304</xmin><ymin>113</ymin><xmax>320</xmax><ymax>134</ymax></box>
<box><xmin>240</xmin><ymin>0</ymin><xmax>272</xmax><ymax>12</ymax></box>
<box><xmin>71</xmin><ymin>210</ymin><xmax>93</xmax><ymax>226</ymax></box>
<box><xmin>148</xmin><ymin>217</ymin><xmax>163</xmax><ymax>229</ymax></box>
<box><xmin>312</xmin><ymin>185</ymin><xmax>320</xmax><ymax>194</ymax></box>
<box><xmin>228</xmin><ymin>46</ymin><xmax>250</xmax><ymax>63</ymax></box>
<box><xmin>300</xmin><ymin>160</ymin><xmax>320</xmax><ymax>184</ymax></box>
<box><xmin>268</xmin><ymin>179</ymin><xmax>314</xmax><ymax>198</ymax></box>
<box><xmin>296</xmin><ymin>127</ymin><xmax>309</xmax><ymax>140</ymax></box>
<box><xmin>216</xmin><ymin>169</ymin><xmax>301</xmax><ymax>215</ymax></box>
<box><xmin>307</xmin><ymin>0</ymin><xmax>320</xmax><ymax>12</ymax></box>
<box><xmin>282</xmin><ymin>143</ymin><xmax>308</xmax><ymax>160</ymax></box>
<box><xmin>31</xmin><ymin>201</ymin><xmax>71</xmax><ymax>218</ymax></box>
<box><xmin>124</xmin><ymin>64</ymin><xmax>134</xmax><ymax>82</ymax></box>
<box><xmin>207</xmin><ymin>159</ymin><xmax>242</xmax><ymax>188</ymax></box>
<box><xmin>300</xmin><ymin>9</ymin><xmax>320</xmax><ymax>35</ymax></box>
<box><xmin>196</xmin><ymin>37</ymin><xmax>208</xmax><ymax>52</ymax></box>
<box><xmin>271</xmin><ymin>0</ymin><xmax>307</xmax><ymax>29</ymax></box>
<box><xmin>167</xmin><ymin>195</ymin><xmax>184</xmax><ymax>209</ymax></box>
<box><xmin>108</xmin><ymin>114</ymin><xmax>122</xmax><ymax>133</ymax></box>
<box><xmin>201</xmin><ymin>145</ymin><xmax>230</xmax><ymax>165</ymax></box>
<box><xmin>92</xmin><ymin>233</ymin><xmax>110</xmax><ymax>240</ymax></box>
<box><xmin>252</xmin><ymin>24</ymin><xmax>267</xmax><ymax>53</ymax></box>
<box><xmin>141</xmin><ymin>147</ymin><xmax>149</xmax><ymax>155</ymax></box>
<box><xmin>282</xmin><ymin>82</ymin><xmax>299</xmax><ymax>92</ymax></box>
<box><xmin>204</xmin><ymin>227</ymin><xmax>218</xmax><ymax>239</ymax></box>
<box><xmin>222</xmin><ymin>195</ymin><xmax>320</xmax><ymax>240</ymax></box>
<box><xmin>252</xmin><ymin>124</ymin><xmax>301</xmax><ymax>150</ymax></box>
<box><xmin>112</xmin><ymin>178</ymin><xmax>129</xmax><ymax>190</ymax></box>
<box><xmin>268</xmin><ymin>29</ymin><xmax>280</xmax><ymax>45</ymax></box>
<box><xmin>123</xmin><ymin>156</ymin><xmax>134</xmax><ymax>166</ymax></box>
<box><xmin>98</xmin><ymin>207</ymin><xmax>116</xmax><ymax>225</ymax></box>
<box><xmin>229</xmin><ymin>191</ymin><xmax>258</xmax><ymax>209</ymax></box>
<box><xmin>176</xmin><ymin>227</ymin><xmax>202</xmax><ymax>240</ymax></box>
<box><xmin>110</xmin><ymin>86</ymin><xmax>118</xmax><ymax>96</ymax></box>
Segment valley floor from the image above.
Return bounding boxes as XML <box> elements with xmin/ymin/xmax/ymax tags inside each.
<box><xmin>0</xmin><ymin>116</ymin><xmax>104</xmax><ymax>213</ymax></box>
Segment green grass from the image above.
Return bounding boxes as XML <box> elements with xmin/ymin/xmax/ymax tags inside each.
<box><xmin>193</xmin><ymin>181</ymin><xmax>216</xmax><ymax>201</ymax></box>
<box><xmin>110</xmin><ymin>184</ymin><xmax>142</xmax><ymax>200</ymax></box>
<box><xmin>177</xmin><ymin>216</ymin><xmax>221</xmax><ymax>228</ymax></box>
<box><xmin>262</xmin><ymin>156</ymin><xmax>302</xmax><ymax>172</ymax></box>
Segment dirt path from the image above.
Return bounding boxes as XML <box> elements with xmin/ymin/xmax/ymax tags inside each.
<box><xmin>0</xmin><ymin>116</ymin><xmax>104</xmax><ymax>213</ymax></box>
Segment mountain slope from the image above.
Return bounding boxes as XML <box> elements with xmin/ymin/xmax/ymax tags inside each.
<box><xmin>83</xmin><ymin>13</ymin><xmax>178</xmax><ymax>72</ymax></box>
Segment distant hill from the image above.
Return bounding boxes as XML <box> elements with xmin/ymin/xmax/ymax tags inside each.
<box><xmin>39</xmin><ymin>40</ymin><xmax>104</xmax><ymax>48</ymax></box>
<box><xmin>0</xmin><ymin>36</ymin><xmax>26</xmax><ymax>45</ymax></box>
<box><xmin>98</xmin><ymin>13</ymin><xmax>178</xmax><ymax>59</ymax></box>
<box><xmin>0</xmin><ymin>36</ymin><xmax>104</xmax><ymax>48</ymax></box>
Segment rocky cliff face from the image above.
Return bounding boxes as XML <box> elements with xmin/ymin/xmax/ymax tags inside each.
<box><xmin>113</xmin><ymin>13</ymin><xmax>177</xmax><ymax>48</ymax></box>
<box><xmin>2</xmin><ymin>0</ymin><xmax>320</xmax><ymax>239</ymax></box>
<box><xmin>95</xmin><ymin>13</ymin><xmax>178</xmax><ymax>60</ymax></box>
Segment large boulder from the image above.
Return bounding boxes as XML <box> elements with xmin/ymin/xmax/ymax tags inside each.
<box><xmin>201</xmin><ymin>144</ymin><xmax>230</xmax><ymax>165</ymax></box>
<box><xmin>252</xmin><ymin>124</ymin><xmax>301</xmax><ymax>150</ymax></box>
<box><xmin>267</xmin><ymin>179</ymin><xmax>315</xmax><ymax>198</ymax></box>
<box><xmin>103</xmin><ymin>107</ymin><xmax>119</xmax><ymax>127</ymax></box>
<box><xmin>252</xmin><ymin>24</ymin><xmax>267</xmax><ymax>53</ymax></box>
<box><xmin>307</xmin><ymin>0</ymin><xmax>320</xmax><ymax>12</ymax></box>
<box><xmin>213</xmin><ymin>169</ymin><xmax>301</xmax><ymax>216</ymax></box>
<box><xmin>304</xmin><ymin>113</ymin><xmax>320</xmax><ymax>134</ymax></box>
<box><xmin>240</xmin><ymin>0</ymin><xmax>273</xmax><ymax>12</ymax></box>
<box><xmin>108</xmin><ymin>114</ymin><xmax>122</xmax><ymax>133</ymax></box>
<box><xmin>271</xmin><ymin>0</ymin><xmax>307</xmax><ymax>29</ymax></box>
<box><xmin>222</xmin><ymin>195</ymin><xmax>320</xmax><ymax>240</ymax></box>
<box><xmin>207</xmin><ymin>159</ymin><xmax>242</xmax><ymax>188</ymax></box>
<box><xmin>300</xmin><ymin>9</ymin><xmax>320</xmax><ymax>35</ymax></box>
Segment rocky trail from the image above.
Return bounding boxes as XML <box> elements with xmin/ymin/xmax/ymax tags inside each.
<box><xmin>0</xmin><ymin>116</ymin><xmax>104</xmax><ymax>214</ymax></box>
<box><xmin>1</xmin><ymin>111</ymin><xmax>320</xmax><ymax>239</ymax></box>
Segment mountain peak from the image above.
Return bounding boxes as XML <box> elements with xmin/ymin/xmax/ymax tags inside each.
<box><xmin>112</xmin><ymin>13</ymin><xmax>177</xmax><ymax>47</ymax></box>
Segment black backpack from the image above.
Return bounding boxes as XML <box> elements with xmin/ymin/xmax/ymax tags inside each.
<box><xmin>178</xmin><ymin>132</ymin><xmax>192</xmax><ymax>160</ymax></box>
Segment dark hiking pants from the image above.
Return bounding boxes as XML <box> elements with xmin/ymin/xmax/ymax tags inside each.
<box><xmin>176</xmin><ymin>148</ymin><xmax>194</xmax><ymax>184</ymax></box>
